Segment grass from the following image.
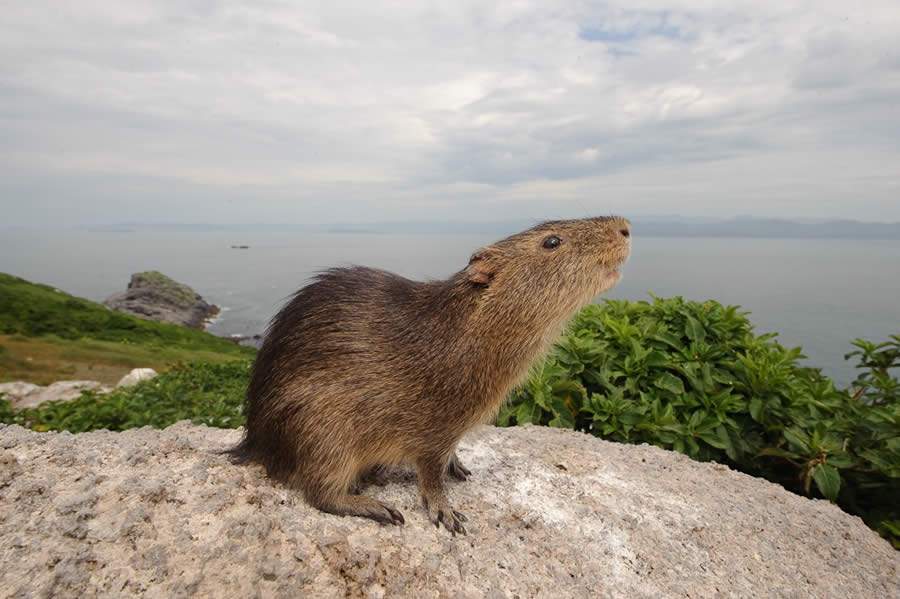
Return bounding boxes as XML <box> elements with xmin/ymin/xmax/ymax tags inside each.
<box><xmin>0</xmin><ymin>272</ymin><xmax>251</xmax><ymax>354</ymax></box>
<box><xmin>0</xmin><ymin>334</ymin><xmax>248</xmax><ymax>385</ymax></box>
<box><xmin>0</xmin><ymin>272</ymin><xmax>254</xmax><ymax>385</ymax></box>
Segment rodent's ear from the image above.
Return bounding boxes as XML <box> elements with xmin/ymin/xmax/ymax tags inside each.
<box><xmin>466</xmin><ymin>248</ymin><xmax>497</xmax><ymax>286</ymax></box>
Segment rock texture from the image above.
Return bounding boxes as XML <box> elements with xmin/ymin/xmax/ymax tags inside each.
<box><xmin>116</xmin><ymin>368</ymin><xmax>158</xmax><ymax>389</ymax></box>
<box><xmin>0</xmin><ymin>382</ymin><xmax>39</xmax><ymax>406</ymax></box>
<box><xmin>104</xmin><ymin>271</ymin><xmax>219</xmax><ymax>329</ymax></box>
<box><xmin>0</xmin><ymin>424</ymin><xmax>896</xmax><ymax>599</ymax></box>
<box><xmin>0</xmin><ymin>380</ymin><xmax>111</xmax><ymax>410</ymax></box>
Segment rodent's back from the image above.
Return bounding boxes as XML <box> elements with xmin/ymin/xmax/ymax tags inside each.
<box><xmin>237</xmin><ymin>266</ymin><xmax>467</xmax><ymax>476</ymax></box>
<box><xmin>249</xmin><ymin>266</ymin><xmax>459</xmax><ymax>387</ymax></box>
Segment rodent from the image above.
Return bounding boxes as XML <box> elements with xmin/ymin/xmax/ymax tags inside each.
<box><xmin>229</xmin><ymin>216</ymin><xmax>631</xmax><ymax>534</ymax></box>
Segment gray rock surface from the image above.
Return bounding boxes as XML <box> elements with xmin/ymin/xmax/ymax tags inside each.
<box><xmin>0</xmin><ymin>423</ymin><xmax>896</xmax><ymax>598</ymax></box>
<box><xmin>103</xmin><ymin>271</ymin><xmax>219</xmax><ymax>329</ymax></box>
<box><xmin>0</xmin><ymin>380</ymin><xmax>111</xmax><ymax>409</ymax></box>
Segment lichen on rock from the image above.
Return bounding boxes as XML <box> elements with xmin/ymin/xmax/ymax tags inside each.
<box><xmin>0</xmin><ymin>423</ymin><xmax>896</xmax><ymax>598</ymax></box>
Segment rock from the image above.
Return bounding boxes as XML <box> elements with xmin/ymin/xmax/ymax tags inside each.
<box><xmin>104</xmin><ymin>271</ymin><xmax>219</xmax><ymax>329</ymax></box>
<box><xmin>228</xmin><ymin>333</ymin><xmax>264</xmax><ymax>349</ymax></box>
<box><xmin>0</xmin><ymin>382</ymin><xmax>40</xmax><ymax>405</ymax></box>
<box><xmin>0</xmin><ymin>424</ymin><xmax>895</xmax><ymax>598</ymax></box>
<box><xmin>116</xmin><ymin>368</ymin><xmax>158</xmax><ymax>388</ymax></box>
<box><xmin>0</xmin><ymin>381</ymin><xmax>111</xmax><ymax>410</ymax></box>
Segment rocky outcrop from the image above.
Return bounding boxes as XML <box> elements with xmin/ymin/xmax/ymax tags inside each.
<box><xmin>0</xmin><ymin>380</ymin><xmax>111</xmax><ymax>410</ymax></box>
<box><xmin>0</xmin><ymin>424</ymin><xmax>895</xmax><ymax>598</ymax></box>
<box><xmin>104</xmin><ymin>271</ymin><xmax>219</xmax><ymax>329</ymax></box>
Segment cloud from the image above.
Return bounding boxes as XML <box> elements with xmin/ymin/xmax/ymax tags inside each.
<box><xmin>1</xmin><ymin>0</ymin><xmax>899</xmax><ymax>225</ymax></box>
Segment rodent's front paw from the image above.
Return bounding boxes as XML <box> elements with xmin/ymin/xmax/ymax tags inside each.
<box><xmin>423</xmin><ymin>497</ymin><xmax>467</xmax><ymax>535</ymax></box>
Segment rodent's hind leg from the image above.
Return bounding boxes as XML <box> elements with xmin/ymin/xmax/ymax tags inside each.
<box><xmin>446</xmin><ymin>451</ymin><xmax>471</xmax><ymax>482</ymax></box>
<box><xmin>313</xmin><ymin>493</ymin><xmax>405</xmax><ymax>526</ymax></box>
<box><xmin>418</xmin><ymin>454</ymin><xmax>467</xmax><ymax>535</ymax></box>
<box><xmin>350</xmin><ymin>464</ymin><xmax>391</xmax><ymax>494</ymax></box>
<box><xmin>300</xmin><ymin>462</ymin><xmax>405</xmax><ymax>526</ymax></box>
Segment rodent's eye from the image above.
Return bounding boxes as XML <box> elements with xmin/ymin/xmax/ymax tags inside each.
<box><xmin>542</xmin><ymin>235</ymin><xmax>562</xmax><ymax>250</ymax></box>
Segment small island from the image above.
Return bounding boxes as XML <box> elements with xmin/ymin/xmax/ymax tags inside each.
<box><xmin>104</xmin><ymin>271</ymin><xmax>220</xmax><ymax>329</ymax></box>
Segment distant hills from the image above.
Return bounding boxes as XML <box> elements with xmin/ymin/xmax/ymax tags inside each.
<box><xmin>630</xmin><ymin>218</ymin><xmax>900</xmax><ymax>239</ymax></box>
<box><xmin>69</xmin><ymin>217</ymin><xmax>900</xmax><ymax>239</ymax></box>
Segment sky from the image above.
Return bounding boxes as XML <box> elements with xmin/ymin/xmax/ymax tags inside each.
<box><xmin>2</xmin><ymin>1</ymin><xmax>899</xmax><ymax>226</ymax></box>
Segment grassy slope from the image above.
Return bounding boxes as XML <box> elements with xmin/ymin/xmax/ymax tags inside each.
<box><xmin>0</xmin><ymin>272</ymin><xmax>254</xmax><ymax>384</ymax></box>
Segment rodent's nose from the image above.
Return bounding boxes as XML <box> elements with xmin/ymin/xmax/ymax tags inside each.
<box><xmin>604</xmin><ymin>216</ymin><xmax>631</xmax><ymax>242</ymax></box>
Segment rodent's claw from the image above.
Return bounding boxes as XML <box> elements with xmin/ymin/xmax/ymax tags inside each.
<box><xmin>431</xmin><ymin>507</ymin><xmax>467</xmax><ymax>535</ymax></box>
<box><xmin>385</xmin><ymin>505</ymin><xmax>405</xmax><ymax>526</ymax></box>
<box><xmin>366</xmin><ymin>501</ymin><xmax>405</xmax><ymax>526</ymax></box>
<box><xmin>447</xmin><ymin>454</ymin><xmax>472</xmax><ymax>482</ymax></box>
<box><xmin>441</xmin><ymin>510</ymin><xmax>467</xmax><ymax>535</ymax></box>
<box><xmin>423</xmin><ymin>494</ymin><xmax>467</xmax><ymax>534</ymax></box>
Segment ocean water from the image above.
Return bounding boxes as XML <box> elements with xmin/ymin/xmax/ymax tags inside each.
<box><xmin>1</xmin><ymin>230</ymin><xmax>898</xmax><ymax>385</ymax></box>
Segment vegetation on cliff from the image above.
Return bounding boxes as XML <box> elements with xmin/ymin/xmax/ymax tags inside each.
<box><xmin>0</xmin><ymin>273</ymin><xmax>253</xmax><ymax>384</ymax></box>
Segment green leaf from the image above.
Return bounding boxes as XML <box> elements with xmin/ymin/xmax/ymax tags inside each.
<box><xmin>551</xmin><ymin>380</ymin><xmax>588</xmax><ymax>403</ymax></box>
<box><xmin>783</xmin><ymin>427</ymin><xmax>811</xmax><ymax>453</ymax></box>
<box><xmin>549</xmin><ymin>396</ymin><xmax>576</xmax><ymax>429</ymax></box>
<box><xmin>644</xmin><ymin>350</ymin><xmax>669</xmax><ymax>368</ymax></box>
<box><xmin>758</xmin><ymin>447</ymin><xmax>802</xmax><ymax>460</ymax></box>
<box><xmin>698</xmin><ymin>429</ymin><xmax>727</xmax><ymax>450</ymax></box>
<box><xmin>516</xmin><ymin>400</ymin><xmax>537</xmax><ymax>425</ymax></box>
<box><xmin>811</xmin><ymin>464</ymin><xmax>841</xmax><ymax>502</ymax></box>
<box><xmin>716</xmin><ymin>425</ymin><xmax>738</xmax><ymax>460</ymax></box>
<box><xmin>748</xmin><ymin>398</ymin><xmax>764</xmax><ymax>422</ymax></box>
<box><xmin>825</xmin><ymin>454</ymin><xmax>855</xmax><ymax>469</ymax></box>
<box><xmin>654</xmin><ymin>372</ymin><xmax>685</xmax><ymax>395</ymax></box>
<box><xmin>496</xmin><ymin>404</ymin><xmax>516</xmax><ymax>427</ymax></box>
<box><xmin>532</xmin><ymin>387</ymin><xmax>551</xmax><ymax>410</ymax></box>
<box><xmin>685</xmin><ymin>315</ymin><xmax>706</xmax><ymax>343</ymax></box>
<box><xmin>651</xmin><ymin>331</ymin><xmax>683</xmax><ymax>350</ymax></box>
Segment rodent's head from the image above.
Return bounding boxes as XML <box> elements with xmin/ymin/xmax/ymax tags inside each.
<box><xmin>464</xmin><ymin>216</ymin><xmax>631</xmax><ymax>310</ymax></box>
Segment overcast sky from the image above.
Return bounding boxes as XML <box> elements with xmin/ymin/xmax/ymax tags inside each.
<box><xmin>2</xmin><ymin>1</ymin><xmax>899</xmax><ymax>226</ymax></box>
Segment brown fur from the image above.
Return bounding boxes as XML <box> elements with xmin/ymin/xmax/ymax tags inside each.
<box><xmin>229</xmin><ymin>216</ymin><xmax>631</xmax><ymax>533</ymax></box>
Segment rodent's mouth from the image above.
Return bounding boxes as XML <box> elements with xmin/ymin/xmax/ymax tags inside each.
<box><xmin>597</xmin><ymin>240</ymin><xmax>630</xmax><ymax>282</ymax></box>
<box><xmin>606</xmin><ymin>251</ymin><xmax>629</xmax><ymax>273</ymax></box>
<box><xmin>603</xmin><ymin>251</ymin><xmax>629</xmax><ymax>282</ymax></box>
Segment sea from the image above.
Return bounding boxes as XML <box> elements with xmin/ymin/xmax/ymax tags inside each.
<box><xmin>2</xmin><ymin>229</ymin><xmax>898</xmax><ymax>386</ymax></box>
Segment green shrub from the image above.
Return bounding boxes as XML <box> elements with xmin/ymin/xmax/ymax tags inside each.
<box><xmin>1</xmin><ymin>361</ymin><xmax>250</xmax><ymax>432</ymax></box>
<box><xmin>846</xmin><ymin>335</ymin><xmax>900</xmax><ymax>406</ymax></box>
<box><xmin>499</xmin><ymin>297</ymin><xmax>899</xmax><ymax>547</ymax></box>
